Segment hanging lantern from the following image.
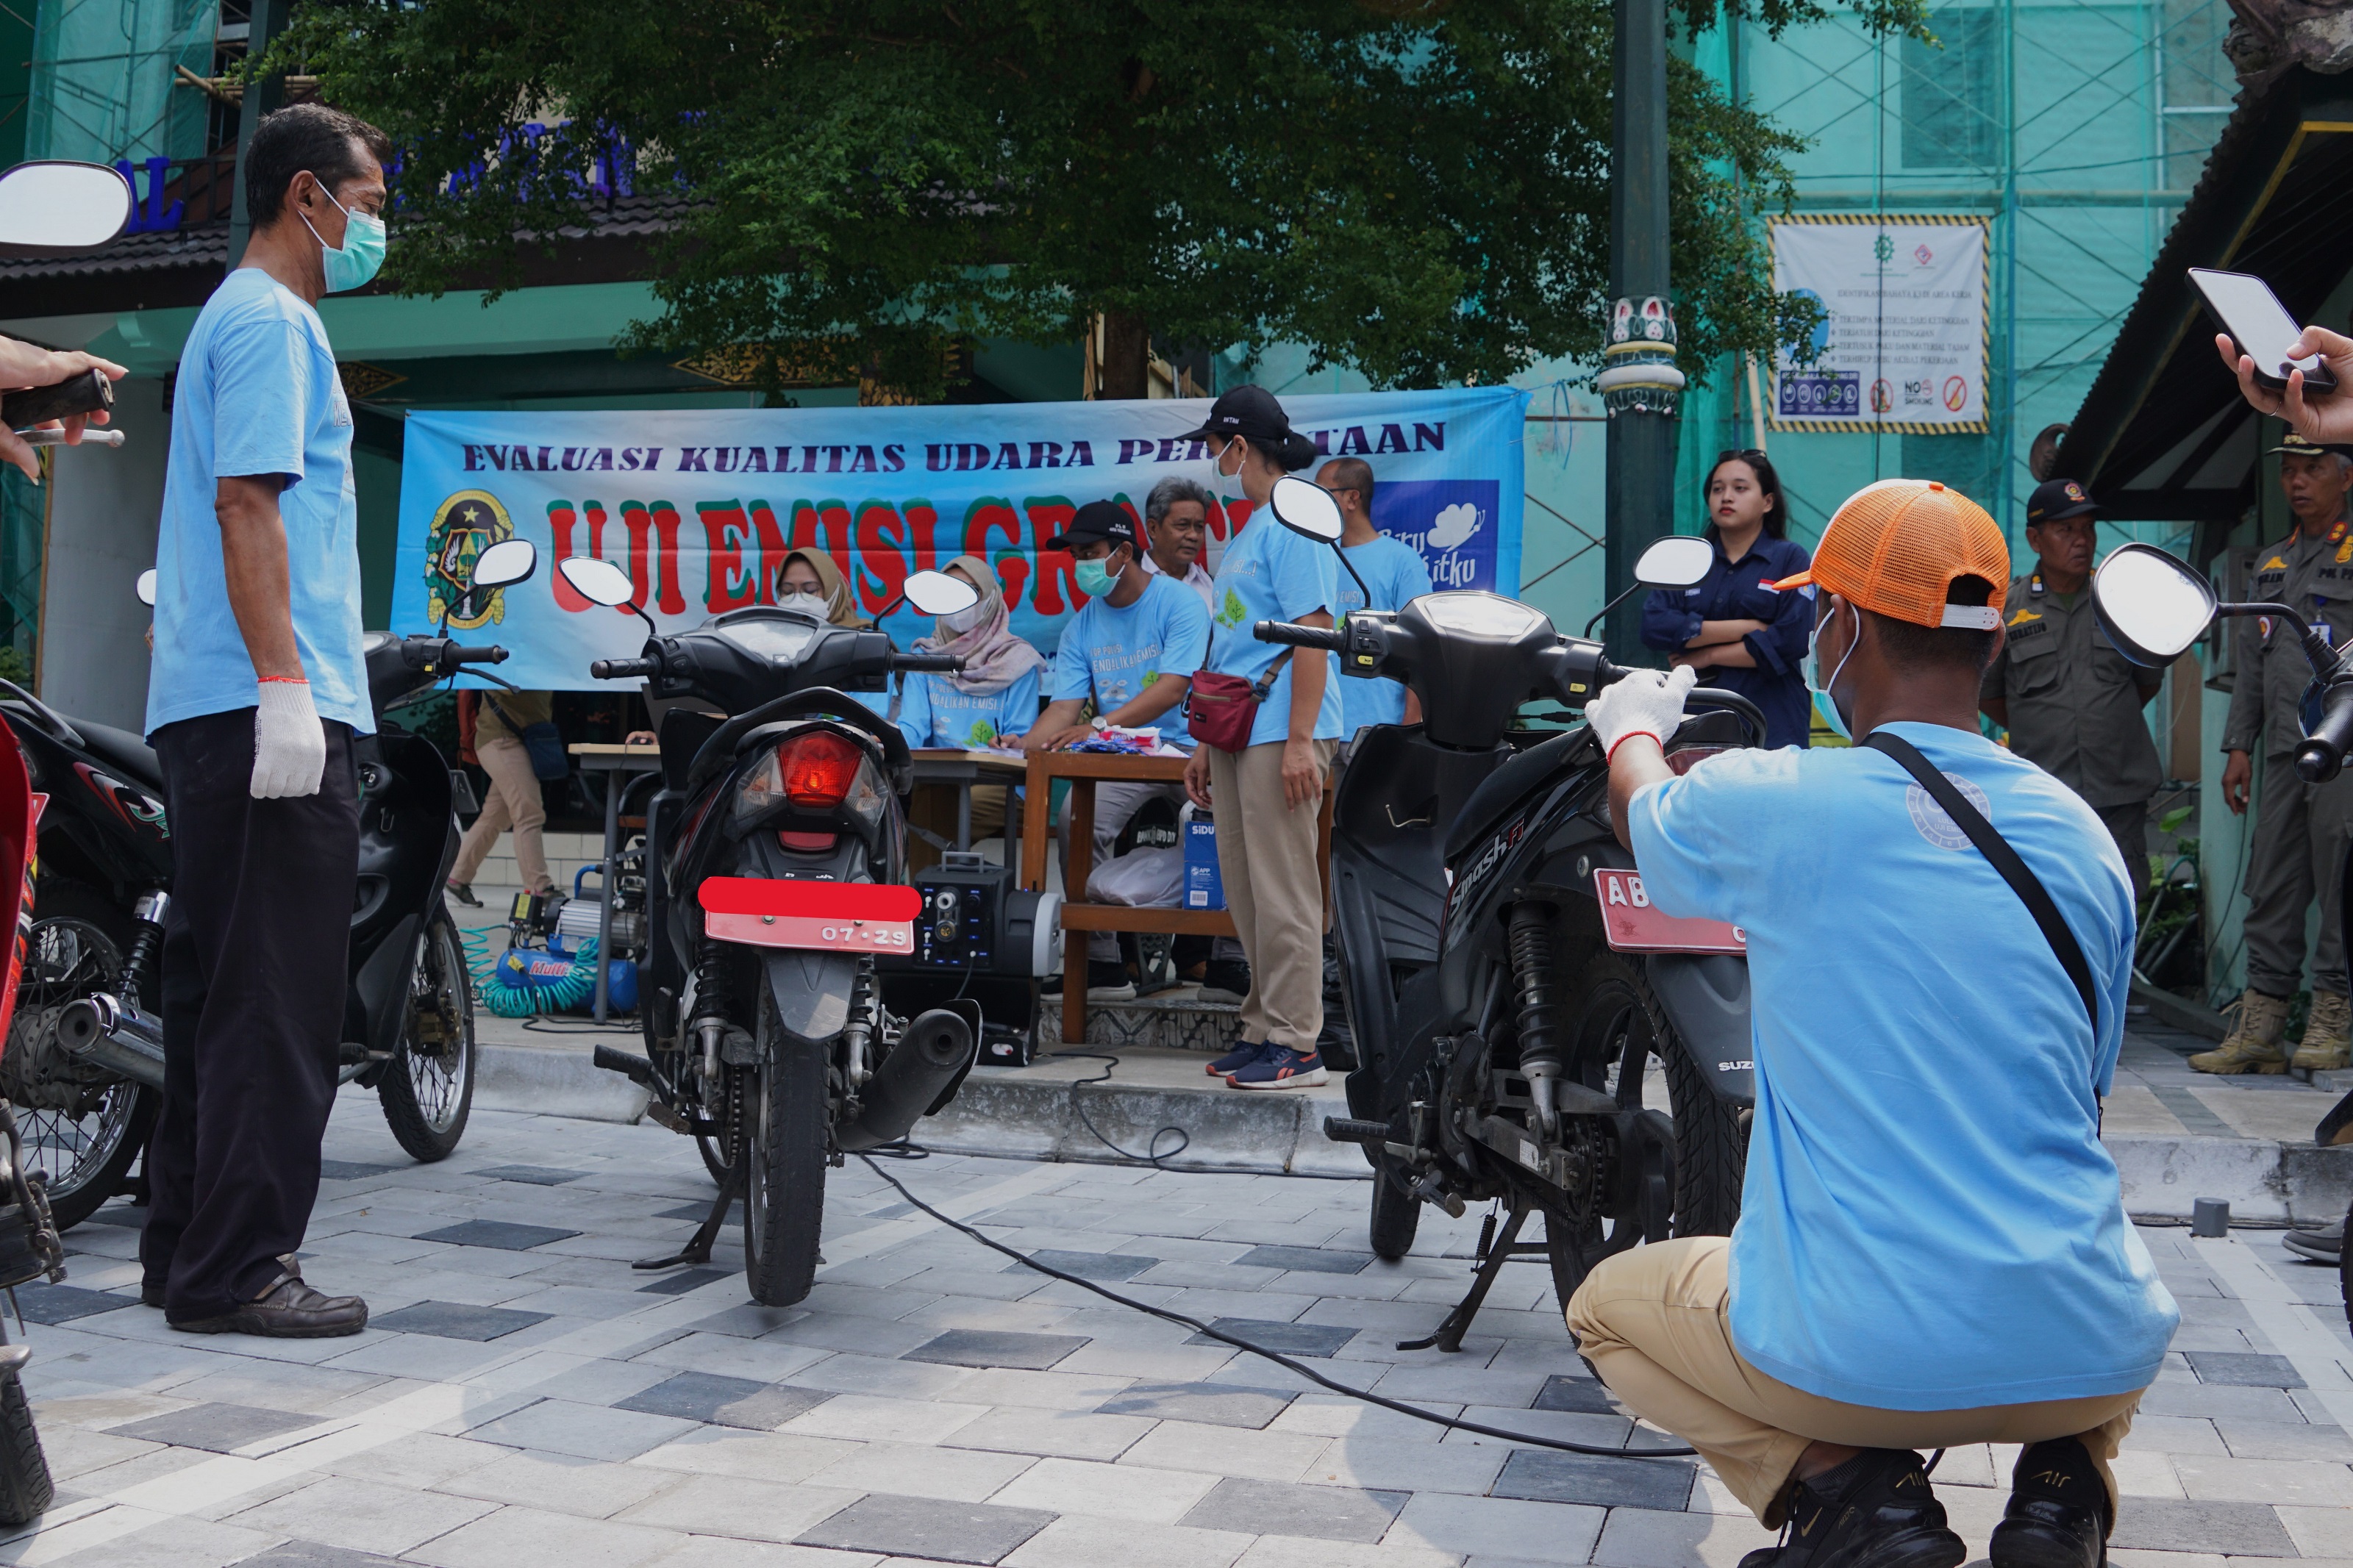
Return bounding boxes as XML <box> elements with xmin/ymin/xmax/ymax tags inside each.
<box><xmin>1597</xmin><ymin>296</ymin><xmax>1685</xmax><ymax>417</ymax></box>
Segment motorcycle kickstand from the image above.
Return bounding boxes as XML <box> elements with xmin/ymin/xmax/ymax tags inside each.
<box><xmin>633</xmin><ymin>1168</ymin><xmax>743</xmax><ymax>1271</ymax></box>
<box><xmin>1398</xmin><ymin>1200</ymin><xmax>1542</xmax><ymax>1353</ymax></box>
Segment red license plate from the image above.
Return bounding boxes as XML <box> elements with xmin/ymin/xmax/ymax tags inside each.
<box><xmin>1593</xmin><ymin>868</ymin><xmax>1746</xmax><ymax>956</ymax></box>
<box><xmin>699</xmin><ymin>877</ymin><xmax>919</xmax><ymax>954</ymax></box>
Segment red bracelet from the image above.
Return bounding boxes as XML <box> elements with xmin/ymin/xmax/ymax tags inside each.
<box><xmin>1605</xmin><ymin>731</ymin><xmax>1663</xmax><ymax>765</ymax></box>
<box><xmin>257</xmin><ymin>676</ymin><xmax>310</xmax><ymax>684</ymax></box>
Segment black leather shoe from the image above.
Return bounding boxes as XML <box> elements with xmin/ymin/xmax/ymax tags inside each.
<box><xmin>1737</xmin><ymin>1449</ymin><xmax>1966</xmax><ymax>1568</ymax></box>
<box><xmin>168</xmin><ymin>1256</ymin><xmax>368</xmax><ymax>1338</ymax></box>
<box><xmin>1990</xmin><ymin>1437</ymin><xmax>2110</xmax><ymax>1568</ymax></box>
<box><xmin>140</xmin><ymin>1278</ymin><xmax>165</xmax><ymax>1309</ymax></box>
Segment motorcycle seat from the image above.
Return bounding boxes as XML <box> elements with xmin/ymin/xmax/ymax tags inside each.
<box><xmin>76</xmin><ymin>720</ymin><xmax>162</xmax><ymax>789</ymax></box>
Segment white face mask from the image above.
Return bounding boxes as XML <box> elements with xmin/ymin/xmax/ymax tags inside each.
<box><xmin>1803</xmin><ymin>601</ymin><xmax>1860</xmax><ymax>741</ymax></box>
<box><xmin>940</xmin><ymin>602</ymin><xmax>987</xmax><ymax>635</ymax></box>
<box><xmin>781</xmin><ymin>588</ymin><xmax>828</xmax><ymax>615</ymax></box>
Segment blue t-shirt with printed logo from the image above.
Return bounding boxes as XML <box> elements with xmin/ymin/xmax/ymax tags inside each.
<box><xmin>1051</xmin><ymin>574</ymin><xmax>1212</xmax><ymax>751</ymax></box>
<box><xmin>1626</xmin><ymin>722</ymin><xmax>2175</xmax><ymax>1410</ymax></box>
<box><xmin>1337</xmin><ymin>534</ymin><xmax>1435</xmax><ymax>738</ymax></box>
<box><xmin>1206</xmin><ymin>514</ymin><xmax>1346</xmax><ymax>749</ymax></box>
<box><xmin>147</xmin><ymin>267</ymin><xmax>371</xmax><ymax>737</ymax></box>
<box><xmin>896</xmin><ymin>666</ymin><xmax>1041</xmax><ymax>751</ymax></box>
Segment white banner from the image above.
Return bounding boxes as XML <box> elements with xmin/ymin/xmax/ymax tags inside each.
<box><xmin>1770</xmin><ymin>218</ymin><xmax>1988</xmax><ymax>434</ymax></box>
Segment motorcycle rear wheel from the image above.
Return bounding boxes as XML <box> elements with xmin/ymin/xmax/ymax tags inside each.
<box><xmin>378</xmin><ymin>910</ymin><xmax>474</xmax><ymax>1162</ymax></box>
<box><xmin>742</xmin><ymin>989</ymin><xmax>829</xmax><ymax>1307</ymax></box>
<box><xmin>1368</xmin><ymin>1160</ymin><xmax>1421</xmax><ymax>1261</ymax></box>
<box><xmin>0</xmin><ymin>1369</ymin><xmax>52</xmax><ymax>1525</ymax></box>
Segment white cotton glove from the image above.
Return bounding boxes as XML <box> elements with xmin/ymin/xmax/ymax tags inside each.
<box><xmin>1585</xmin><ymin>665</ymin><xmax>1697</xmax><ymax>760</ymax></box>
<box><xmin>251</xmin><ymin>679</ymin><xmax>327</xmax><ymax>798</ymax></box>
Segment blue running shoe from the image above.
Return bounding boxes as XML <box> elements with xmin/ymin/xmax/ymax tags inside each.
<box><xmin>1226</xmin><ymin>1045</ymin><xmax>1327</xmax><ymax>1089</ymax></box>
<box><xmin>1208</xmin><ymin>1037</ymin><xmax>1268</xmax><ymax>1076</ymax></box>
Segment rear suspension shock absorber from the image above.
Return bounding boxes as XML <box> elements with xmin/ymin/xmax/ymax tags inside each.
<box><xmin>1508</xmin><ymin>903</ymin><xmax>1569</xmax><ymax>1138</ymax></box>
<box><xmin>690</xmin><ymin>937</ymin><xmax>732</xmax><ymax>1103</ymax></box>
<box><xmin>121</xmin><ymin>889</ymin><xmax>169</xmax><ymax>1012</ymax></box>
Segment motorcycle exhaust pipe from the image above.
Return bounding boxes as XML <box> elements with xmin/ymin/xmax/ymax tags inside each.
<box><xmin>836</xmin><ymin>1009</ymin><xmax>974</xmax><ymax>1153</ymax></box>
<box><xmin>54</xmin><ymin>993</ymin><xmax>167</xmax><ymax>1092</ymax></box>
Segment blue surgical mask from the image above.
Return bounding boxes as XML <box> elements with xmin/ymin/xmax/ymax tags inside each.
<box><xmin>1074</xmin><ymin>556</ymin><xmax>1118</xmax><ymax>598</ymax></box>
<box><xmin>1803</xmin><ymin>602</ymin><xmax>1860</xmax><ymax>741</ymax></box>
<box><xmin>300</xmin><ymin>183</ymin><xmax>386</xmax><ymax>293</ymax></box>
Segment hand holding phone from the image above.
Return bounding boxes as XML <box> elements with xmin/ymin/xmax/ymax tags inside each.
<box><xmin>2215</xmin><ymin>321</ymin><xmax>2353</xmax><ymax>447</ymax></box>
<box><xmin>2192</xmin><ymin>270</ymin><xmax>2337</xmax><ymax>393</ymax></box>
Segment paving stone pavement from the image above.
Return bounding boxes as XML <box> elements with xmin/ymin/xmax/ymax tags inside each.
<box><xmin>5</xmin><ymin>1087</ymin><xmax>2348</xmax><ymax>1568</ymax></box>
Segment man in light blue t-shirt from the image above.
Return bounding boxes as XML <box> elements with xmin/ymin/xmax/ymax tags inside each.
<box><xmin>1571</xmin><ymin>480</ymin><xmax>2174</xmax><ymax>1568</ymax></box>
<box><xmin>139</xmin><ymin>104</ymin><xmax>388</xmax><ymax>1340</ymax></box>
<box><xmin>1315</xmin><ymin>457</ymin><xmax>1431</xmax><ymax>744</ymax></box>
<box><xmin>1018</xmin><ymin>501</ymin><xmax>1211</xmax><ymax>999</ymax></box>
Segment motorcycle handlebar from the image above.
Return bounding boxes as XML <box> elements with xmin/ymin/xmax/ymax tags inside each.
<box><xmin>444</xmin><ymin>644</ymin><xmax>509</xmax><ymax>665</ymax></box>
<box><xmin>590</xmin><ymin>656</ymin><xmax>661</xmax><ymax>681</ymax></box>
<box><xmin>889</xmin><ymin>651</ymin><xmax>965</xmax><ymax>673</ymax></box>
<box><xmin>1253</xmin><ymin>620</ymin><xmax>1347</xmax><ymax>652</ymax></box>
<box><xmin>2296</xmin><ymin>681</ymin><xmax>2353</xmax><ymax>782</ymax></box>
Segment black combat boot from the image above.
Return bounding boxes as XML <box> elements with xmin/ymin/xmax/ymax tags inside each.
<box><xmin>1737</xmin><ymin>1448</ymin><xmax>1966</xmax><ymax>1568</ymax></box>
<box><xmin>1990</xmin><ymin>1436</ymin><xmax>2110</xmax><ymax>1568</ymax></box>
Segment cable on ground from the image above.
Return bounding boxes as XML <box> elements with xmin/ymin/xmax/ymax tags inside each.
<box><xmin>854</xmin><ymin>1150</ymin><xmax>1698</xmax><ymax>1460</ymax></box>
<box><xmin>1047</xmin><ymin>1050</ymin><xmax>1191</xmax><ymax>1167</ymax></box>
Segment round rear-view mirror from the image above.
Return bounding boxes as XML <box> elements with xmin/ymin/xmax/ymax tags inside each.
<box><xmin>1268</xmin><ymin>475</ymin><xmax>1345</xmax><ymax>545</ymax></box>
<box><xmin>2092</xmin><ymin>543</ymin><xmax>2215</xmax><ymax>666</ymax></box>
<box><xmin>0</xmin><ymin>161</ymin><xmax>134</xmax><ymax>252</ymax></box>
<box><xmin>135</xmin><ymin>568</ymin><xmax>156</xmax><ymax>607</ymax></box>
<box><xmin>558</xmin><ymin>556</ymin><xmax>637</xmax><ymax>608</ymax></box>
<box><xmin>1634</xmin><ymin>536</ymin><xmax>1714</xmax><ymax>590</ymax></box>
<box><xmin>904</xmin><ymin>569</ymin><xmax>982</xmax><ymax>618</ymax></box>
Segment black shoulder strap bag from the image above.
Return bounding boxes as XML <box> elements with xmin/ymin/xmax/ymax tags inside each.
<box><xmin>1861</xmin><ymin>731</ymin><xmax>2099</xmax><ymax>1031</ymax></box>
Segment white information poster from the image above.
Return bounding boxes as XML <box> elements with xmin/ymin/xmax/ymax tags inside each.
<box><xmin>1770</xmin><ymin>218</ymin><xmax>1988</xmax><ymax>433</ymax></box>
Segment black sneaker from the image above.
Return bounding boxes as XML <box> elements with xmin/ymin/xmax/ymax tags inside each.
<box><xmin>1737</xmin><ymin>1449</ymin><xmax>1964</xmax><ymax>1568</ymax></box>
<box><xmin>1086</xmin><ymin>961</ymin><xmax>1137</xmax><ymax>1002</ymax></box>
<box><xmin>1200</xmin><ymin>959</ymin><xmax>1251</xmax><ymax>1003</ymax></box>
<box><xmin>445</xmin><ymin>880</ymin><xmax>482</xmax><ymax>908</ymax></box>
<box><xmin>2283</xmin><ymin>1217</ymin><xmax>2343</xmax><ymax>1264</ymax></box>
<box><xmin>1990</xmin><ymin>1437</ymin><xmax>2111</xmax><ymax>1568</ymax></box>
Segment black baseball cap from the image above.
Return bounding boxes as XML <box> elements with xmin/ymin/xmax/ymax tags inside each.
<box><xmin>1044</xmin><ymin>499</ymin><xmax>1137</xmax><ymax>552</ymax></box>
<box><xmin>1174</xmin><ymin>384</ymin><xmax>1319</xmax><ymax>470</ymax></box>
<box><xmin>2025</xmin><ymin>477</ymin><xmax>2099</xmax><ymax>526</ymax></box>
<box><xmin>2267</xmin><ymin>430</ymin><xmax>2353</xmax><ymax>458</ymax></box>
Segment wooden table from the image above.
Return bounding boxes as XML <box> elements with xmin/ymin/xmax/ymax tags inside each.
<box><xmin>908</xmin><ymin>748</ymin><xmax>1029</xmax><ymax>862</ymax></box>
<box><xmin>569</xmin><ymin>742</ymin><xmax>663</xmax><ymax>1021</ymax></box>
<box><xmin>1018</xmin><ymin>751</ymin><xmax>1332</xmax><ymax>1045</ymax></box>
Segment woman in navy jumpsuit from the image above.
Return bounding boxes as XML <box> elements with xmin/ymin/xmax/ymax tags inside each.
<box><xmin>1640</xmin><ymin>450</ymin><xmax>1815</xmax><ymax>750</ymax></box>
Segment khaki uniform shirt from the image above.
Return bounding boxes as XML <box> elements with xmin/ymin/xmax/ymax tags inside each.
<box><xmin>476</xmin><ymin>690</ymin><xmax>554</xmax><ymax>745</ymax></box>
<box><xmin>1980</xmin><ymin>576</ymin><xmax>2162</xmax><ymax>809</ymax></box>
<box><xmin>2221</xmin><ymin>522</ymin><xmax>2353</xmax><ymax>759</ymax></box>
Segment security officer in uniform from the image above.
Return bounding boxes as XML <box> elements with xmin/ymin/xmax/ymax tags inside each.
<box><xmin>2204</xmin><ymin>432</ymin><xmax>2353</xmax><ymax>1074</ymax></box>
<box><xmin>1981</xmin><ymin>477</ymin><xmax>2164</xmax><ymax>898</ymax></box>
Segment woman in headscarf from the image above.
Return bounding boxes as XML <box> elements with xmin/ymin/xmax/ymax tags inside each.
<box><xmin>896</xmin><ymin>555</ymin><xmax>1044</xmax><ymax>868</ymax></box>
<box><xmin>776</xmin><ymin>548</ymin><xmax>868</xmax><ymax>628</ymax></box>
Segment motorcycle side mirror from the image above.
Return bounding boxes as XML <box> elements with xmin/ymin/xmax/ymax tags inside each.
<box><xmin>469</xmin><ymin>538</ymin><xmax>538</xmax><ymax>591</ymax></box>
<box><xmin>560</xmin><ymin>556</ymin><xmax>637</xmax><ymax>608</ymax></box>
<box><xmin>135</xmin><ymin>568</ymin><xmax>155</xmax><ymax>607</ymax></box>
<box><xmin>903</xmin><ymin>569</ymin><xmax>982</xmax><ymax>618</ymax></box>
<box><xmin>1268</xmin><ymin>475</ymin><xmax>1345</xmax><ymax>544</ymax></box>
<box><xmin>2091</xmin><ymin>543</ymin><xmax>2215</xmax><ymax>666</ymax></box>
<box><xmin>1634</xmin><ymin>535</ymin><xmax>1714</xmax><ymax>590</ymax></box>
<box><xmin>0</xmin><ymin>160</ymin><xmax>134</xmax><ymax>254</ymax></box>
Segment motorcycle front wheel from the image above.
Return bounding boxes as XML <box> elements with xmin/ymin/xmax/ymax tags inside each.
<box><xmin>378</xmin><ymin>909</ymin><xmax>474</xmax><ymax>1161</ymax></box>
<box><xmin>0</xmin><ymin>1368</ymin><xmax>53</xmax><ymax>1525</ymax></box>
<box><xmin>741</xmin><ymin>987</ymin><xmax>829</xmax><ymax>1307</ymax></box>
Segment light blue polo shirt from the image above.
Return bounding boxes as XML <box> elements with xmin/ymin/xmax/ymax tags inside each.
<box><xmin>896</xmin><ymin>666</ymin><xmax>1040</xmax><ymax>751</ymax></box>
<box><xmin>1337</xmin><ymin>534</ymin><xmax>1435</xmax><ymax>737</ymax></box>
<box><xmin>147</xmin><ymin>267</ymin><xmax>371</xmax><ymax>737</ymax></box>
<box><xmin>1206</xmin><ymin>514</ymin><xmax>1344</xmax><ymax>749</ymax></box>
<box><xmin>1051</xmin><ymin>574</ymin><xmax>1210</xmax><ymax>751</ymax></box>
<box><xmin>1627</xmin><ymin>721</ymin><xmax>2176</xmax><ymax>1410</ymax></box>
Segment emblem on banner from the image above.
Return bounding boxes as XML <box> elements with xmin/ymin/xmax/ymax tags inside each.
<box><xmin>427</xmin><ymin>490</ymin><xmax>518</xmax><ymax>630</ymax></box>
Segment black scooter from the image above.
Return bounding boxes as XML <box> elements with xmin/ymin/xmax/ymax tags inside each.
<box><xmin>49</xmin><ymin>540</ymin><xmax>540</xmax><ymax>1173</ymax></box>
<box><xmin>1251</xmin><ymin>479</ymin><xmax>1765</xmax><ymax>1348</ymax></box>
<box><xmin>563</xmin><ymin>555</ymin><xmax>983</xmax><ymax>1306</ymax></box>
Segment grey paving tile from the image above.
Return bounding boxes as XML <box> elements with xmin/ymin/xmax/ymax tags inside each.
<box><xmin>11</xmin><ymin>1283</ymin><xmax>138</xmax><ymax>1323</ymax></box>
<box><xmin>2107</xmin><ymin>1498</ymin><xmax>2300</xmax><ymax>1556</ymax></box>
<box><xmin>1233</xmin><ymin>1245</ymin><xmax>1373</xmax><ymax>1275</ymax></box>
<box><xmin>413</xmin><ymin>1220</ymin><xmax>582</xmax><ymax>1250</ymax></box>
<box><xmin>81</xmin><ymin>1202</ymin><xmax>149</xmax><ymax>1228</ymax></box>
<box><xmin>1490</xmin><ymin>1447</ymin><xmax>1697</xmax><ymax>1510</ymax></box>
<box><xmin>2216</xmin><ymin>1420</ymin><xmax>2353</xmax><ymax>1461</ymax></box>
<box><xmin>320</xmin><ymin>1161</ymin><xmax>400</xmax><ymax>1181</ymax></box>
<box><xmin>371</xmin><ymin>1300</ymin><xmax>554</xmax><ymax>1341</ymax></box>
<box><xmin>1531</xmin><ymin>1373</ymin><xmax>1618</xmax><ymax>1415</ymax></box>
<box><xmin>231</xmin><ymin>1546</ymin><xmax>401</xmax><ymax>1568</ymax></box>
<box><xmin>2182</xmin><ymin>1352</ymin><xmax>2307</xmax><ymax>1389</ymax></box>
<box><xmin>616</xmin><ymin>1370</ymin><xmax>834</xmax><ymax>1429</ymax></box>
<box><xmin>657</xmin><ymin>1200</ymin><xmax>740</xmax><ymax>1220</ymax></box>
<box><xmin>1096</xmin><ymin>1382</ymin><xmax>1295</xmax><ymax>1429</ymax></box>
<box><xmin>1176</xmin><ymin>1475</ymin><xmax>1404</xmax><ymax>1543</ymax></box>
<box><xmin>794</xmin><ymin>1491</ymin><xmax>1059</xmax><ymax>1564</ymax></box>
<box><xmin>635</xmin><ymin>1267</ymin><xmax>732</xmax><ymax>1296</ymax></box>
<box><xmin>1013</xmin><ymin>1250</ymin><xmax>1160</xmax><ymax>1281</ymax></box>
<box><xmin>110</xmin><ymin>1400</ymin><xmax>318</xmax><ymax>1453</ymax></box>
<box><xmin>904</xmin><ymin>1329</ymin><xmax>1092</xmax><ymax>1371</ymax></box>
<box><xmin>471</xmin><ymin>1165</ymin><xmax>587</xmax><ymax>1185</ymax></box>
<box><xmin>1186</xmin><ymin>1318</ymin><xmax>1357</xmax><ymax>1358</ymax></box>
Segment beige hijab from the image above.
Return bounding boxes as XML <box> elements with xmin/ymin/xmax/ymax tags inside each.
<box><xmin>776</xmin><ymin>548</ymin><xmax>865</xmax><ymax>628</ymax></box>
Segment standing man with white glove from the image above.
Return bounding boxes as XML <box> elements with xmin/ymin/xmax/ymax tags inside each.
<box><xmin>140</xmin><ymin>103</ymin><xmax>390</xmax><ymax>1337</ymax></box>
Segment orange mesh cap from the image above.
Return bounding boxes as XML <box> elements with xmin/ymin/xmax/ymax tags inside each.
<box><xmin>1766</xmin><ymin>479</ymin><xmax>2010</xmax><ymax>631</ymax></box>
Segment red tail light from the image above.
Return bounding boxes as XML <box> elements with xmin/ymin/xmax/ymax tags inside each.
<box><xmin>776</xmin><ymin>732</ymin><xmax>863</xmax><ymax>809</ymax></box>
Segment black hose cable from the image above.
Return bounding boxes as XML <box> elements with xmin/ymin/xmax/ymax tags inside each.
<box><xmin>853</xmin><ymin>1151</ymin><xmax>1698</xmax><ymax>1460</ymax></box>
<box><xmin>1047</xmin><ymin>1050</ymin><xmax>1192</xmax><ymax>1167</ymax></box>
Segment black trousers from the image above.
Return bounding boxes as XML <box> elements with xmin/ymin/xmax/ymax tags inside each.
<box><xmin>141</xmin><ymin>709</ymin><xmax>358</xmax><ymax>1320</ymax></box>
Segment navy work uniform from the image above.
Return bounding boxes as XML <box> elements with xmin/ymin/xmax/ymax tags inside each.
<box><xmin>1640</xmin><ymin>532</ymin><xmax>1816</xmax><ymax>751</ymax></box>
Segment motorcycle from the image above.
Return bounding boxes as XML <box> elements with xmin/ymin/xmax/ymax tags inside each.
<box><xmin>2089</xmin><ymin>543</ymin><xmax>2353</xmax><ymax>1329</ymax></box>
<box><xmin>560</xmin><ymin>554</ymin><xmax>985</xmax><ymax>1306</ymax></box>
<box><xmin>49</xmin><ymin>540</ymin><xmax>540</xmax><ymax>1169</ymax></box>
<box><xmin>1251</xmin><ymin>476</ymin><xmax>1765</xmax><ymax>1349</ymax></box>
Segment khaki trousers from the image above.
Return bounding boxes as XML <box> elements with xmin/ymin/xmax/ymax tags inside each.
<box><xmin>2243</xmin><ymin>751</ymin><xmax>2353</xmax><ymax>998</ymax></box>
<box><xmin>1205</xmin><ymin>740</ymin><xmax>1335</xmax><ymax>1049</ymax></box>
<box><xmin>1565</xmin><ymin>1237</ymin><xmax>2143</xmax><ymax>1528</ymax></box>
<box><xmin>450</xmin><ymin>735</ymin><xmax>554</xmax><ymax>894</ymax></box>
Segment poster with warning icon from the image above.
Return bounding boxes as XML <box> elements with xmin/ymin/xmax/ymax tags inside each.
<box><xmin>1769</xmin><ymin>215</ymin><xmax>1988</xmax><ymax>434</ymax></box>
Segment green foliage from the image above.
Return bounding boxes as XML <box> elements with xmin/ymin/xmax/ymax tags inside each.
<box><xmin>276</xmin><ymin>0</ymin><xmax>1920</xmax><ymax>397</ymax></box>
